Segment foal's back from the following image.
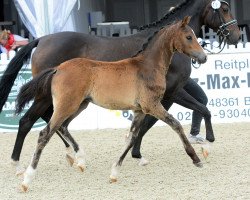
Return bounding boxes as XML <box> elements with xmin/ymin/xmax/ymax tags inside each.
<box><xmin>53</xmin><ymin>57</ymin><xmax>144</xmax><ymax>110</ymax></box>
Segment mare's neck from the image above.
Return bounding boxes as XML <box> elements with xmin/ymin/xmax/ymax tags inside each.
<box><xmin>140</xmin><ymin>0</ymin><xmax>205</xmax><ymax>37</ymax></box>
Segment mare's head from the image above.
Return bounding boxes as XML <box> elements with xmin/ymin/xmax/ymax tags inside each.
<box><xmin>172</xmin><ymin>16</ymin><xmax>207</xmax><ymax>64</ymax></box>
<box><xmin>203</xmin><ymin>0</ymin><xmax>240</xmax><ymax>45</ymax></box>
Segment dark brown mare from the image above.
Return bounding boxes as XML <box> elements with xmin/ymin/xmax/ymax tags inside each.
<box><xmin>0</xmin><ymin>0</ymin><xmax>240</xmax><ymax>170</ymax></box>
<box><xmin>16</xmin><ymin>17</ymin><xmax>207</xmax><ymax>191</ymax></box>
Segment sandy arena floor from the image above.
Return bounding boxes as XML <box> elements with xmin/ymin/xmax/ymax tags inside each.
<box><xmin>0</xmin><ymin>123</ymin><xmax>249</xmax><ymax>200</ymax></box>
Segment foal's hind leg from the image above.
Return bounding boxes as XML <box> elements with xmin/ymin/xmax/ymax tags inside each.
<box><xmin>41</xmin><ymin>106</ymin><xmax>76</xmax><ymax>166</ymax></box>
<box><xmin>110</xmin><ymin>111</ymin><xmax>146</xmax><ymax>182</ymax></box>
<box><xmin>11</xmin><ymin>100</ymin><xmax>71</xmax><ymax>175</ymax></box>
<box><xmin>21</xmin><ymin>98</ymin><xmax>83</xmax><ymax>191</ymax></box>
<box><xmin>144</xmin><ymin>103</ymin><xmax>202</xmax><ymax>167</ymax></box>
<box><xmin>21</xmin><ymin>123</ymin><xmax>58</xmax><ymax>192</ymax></box>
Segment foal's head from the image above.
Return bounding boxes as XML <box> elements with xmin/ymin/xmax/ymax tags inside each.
<box><xmin>172</xmin><ymin>16</ymin><xmax>207</xmax><ymax>64</ymax></box>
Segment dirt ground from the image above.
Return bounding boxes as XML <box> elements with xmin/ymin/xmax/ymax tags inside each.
<box><xmin>0</xmin><ymin>123</ymin><xmax>249</xmax><ymax>200</ymax></box>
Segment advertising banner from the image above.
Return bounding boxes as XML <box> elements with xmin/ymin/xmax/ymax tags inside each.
<box><xmin>0</xmin><ymin>46</ymin><xmax>250</xmax><ymax>132</ymax></box>
<box><xmin>169</xmin><ymin>52</ymin><xmax>250</xmax><ymax>125</ymax></box>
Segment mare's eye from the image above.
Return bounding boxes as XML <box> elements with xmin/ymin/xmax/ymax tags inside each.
<box><xmin>186</xmin><ymin>36</ymin><xmax>192</xmax><ymax>41</ymax></box>
<box><xmin>222</xmin><ymin>8</ymin><xmax>229</xmax><ymax>13</ymax></box>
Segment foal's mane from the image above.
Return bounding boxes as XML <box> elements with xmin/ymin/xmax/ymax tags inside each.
<box><xmin>132</xmin><ymin>27</ymin><xmax>166</xmax><ymax>57</ymax></box>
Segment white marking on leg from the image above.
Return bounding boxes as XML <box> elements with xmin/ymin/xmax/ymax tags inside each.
<box><xmin>125</xmin><ymin>132</ymin><xmax>132</xmax><ymax>144</ymax></box>
<box><xmin>21</xmin><ymin>165</ymin><xmax>36</xmax><ymax>191</ymax></box>
<box><xmin>75</xmin><ymin>148</ymin><xmax>86</xmax><ymax>172</ymax></box>
<box><xmin>66</xmin><ymin>146</ymin><xmax>74</xmax><ymax>155</ymax></box>
<box><xmin>110</xmin><ymin>163</ymin><xmax>120</xmax><ymax>182</ymax></box>
<box><xmin>65</xmin><ymin>146</ymin><xmax>76</xmax><ymax>166</ymax></box>
<box><xmin>11</xmin><ymin>160</ymin><xmax>26</xmax><ymax>176</ymax></box>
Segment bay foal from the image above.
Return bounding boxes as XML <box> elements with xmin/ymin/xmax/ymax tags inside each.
<box><xmin>16</xmin><ymin>17</ymin><xmax>207</xmax><ymax>191</ymax></box>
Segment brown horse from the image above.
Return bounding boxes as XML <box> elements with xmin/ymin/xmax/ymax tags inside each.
<box><xmin>16</xmin><ymin>17</ymin><xmax>207</xmax><ymax>191</ymax></box>
<box><xmin>2</xmin><ymin>0</ymin><xmax>240</xmax><ymax>171</ymax></box>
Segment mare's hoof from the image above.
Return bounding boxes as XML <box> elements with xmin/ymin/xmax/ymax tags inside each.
<box><xmin>109</xmin><ymin>175</ymin><xmax>117</xmax><ymax>183</ymax></box>
<box><xmin>21</xmin><ymin>183</ymin><xmax>28</xmax><ymax>192</ymax></box>
<box><xmin>206</xmin><ymin>137</ymin><xmax>215</xmax><ymax>143</ymax></box>
<box><xmin>138</xmin><ymin>157</ymin><xmax>149</xmax><ymax>166</ymax></box>
<box><xmin>66</xmin><ymin>154</ymin><xmax>75</xmax><ymax>167</ymax></box>
<box><xmin>194</xmin><ymin>161</ymin><xmax>203</xmax><ymax>168</ymax></box>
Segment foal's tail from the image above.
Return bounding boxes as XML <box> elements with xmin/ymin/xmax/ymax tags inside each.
<box><xmin>0</xmin><ymin>39</ymin><xmax>40</xmax><ymax>113</ymax></box>
<box><xmin>15</xmin><ymin>68</ymin><xmax>56</xmax><ymax>115</ymax></box>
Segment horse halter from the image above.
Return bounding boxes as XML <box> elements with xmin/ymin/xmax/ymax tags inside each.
<box><xmin>212</xmin><ymin>0</ymin><xmax>238</xmax><ymax>38</ymax></box>
<box><xmin>192</xmin><ymin>0</ymin><xmax>238</xmax><ymax>69</ymax></box>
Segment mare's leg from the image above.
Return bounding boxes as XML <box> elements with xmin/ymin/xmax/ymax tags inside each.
<box><xmin>131</xmin><ymin>100</ymin><xmax>173</xmax><ymax>163</ymax></box>
<box><xmin>144</xmin><ymin>103</ymin><xmax>202</xmax><ymax>167</ymax></box>
<box><xmin>183</xmin><ymin>78</ymin><xmax>209</xmax><ymax>141</ymax></box>
<box><xmin>11</xmin><ymin>99</ymin><xmax>51</xmax><ymax>174</ymax></box>
<box><xmin>173</xmin><ymin>87</ymin><xmax>214</xmax><ymax>142</ymax></box>
<box><xmin>110</xmin><ymin>111</ymin><xmax>146</xmax><ymax>182</ymax></box>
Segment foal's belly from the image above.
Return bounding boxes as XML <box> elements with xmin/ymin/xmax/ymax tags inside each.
<box><xmin>90</xmin><ymin>68</ymin><xmax>138</xmax><ymax>110</ymax></box>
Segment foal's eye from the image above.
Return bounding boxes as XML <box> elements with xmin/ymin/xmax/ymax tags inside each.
<box><xmin>186</xmin><ymin>36</ymin><xmax>192</xmax><ymax>41</ymax></box>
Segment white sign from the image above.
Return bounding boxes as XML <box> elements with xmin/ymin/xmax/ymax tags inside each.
<box><xmin>169</xmin><ymin>52</ymin><xmax>250</xmax><ymax>124</ymax></box>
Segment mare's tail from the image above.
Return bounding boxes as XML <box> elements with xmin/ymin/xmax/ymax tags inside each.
<box><xmin>15</xmin><ymin>68</ymin><xmax>56</xmax><ymax>115</ymax></box>
<box><xmin>0</xmin><ymin>39</ymin><xmax>40</xmax><ymax>112</ymax></box>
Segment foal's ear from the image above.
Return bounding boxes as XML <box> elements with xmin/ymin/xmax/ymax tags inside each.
<box><xmin>181</xmin><ymin>16</ymin><xmax>191</xmax><ymax>27</ymax></box>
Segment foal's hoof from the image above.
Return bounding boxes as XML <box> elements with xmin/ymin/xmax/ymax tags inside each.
<box><xmin>202</xmin><ymin>149</ymin><xmax>209</xmax><ymax>159</ymax></box>
<box><xmin>201</xmin><ymin>143</ymin><xmax>210</xmax><ymax>159</ymax></box>
<box><xmin>66</xmin><ymin>154</ymin><xmax>75</xmax><ymax>167</ymax></box>
<box><xmin>109</xmin><ymin>175</ymin><xmax>117</xmax><ymax>183</ymax></box>
<box><xmin>21</xmin><ymin>183</ymin><xmax>28</xmax><ymax>192</ymax></box>
<box><xmin>194</xmin><ymin>161</ymin><xmax>203</xmax><ymax>168</ymax></box>
<box><xmin>77</xmin><ymin>164</ymin><xmax>85</xmax><ymax>172</ymax></box>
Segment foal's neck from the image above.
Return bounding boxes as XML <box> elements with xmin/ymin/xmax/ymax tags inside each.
<box><xmin>141</xmin><ymin>27</ymin><xmax>175</xmax><ymax>74</ymax></box>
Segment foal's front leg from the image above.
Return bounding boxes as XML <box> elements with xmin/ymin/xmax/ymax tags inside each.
<box><xmin>58</xmin><ymin>125</ymin><xmax>86</xmax><ymax>171</ymax></box>
<box><xmin>58</xmin><ymin>101</ymin><xmax>90</xmax><ymax>170</ymax></box>
<box><xmin>145</xmin><ymin>103</ymin><xmax>202</xmax><ymax>167</ymax></box>
<box><xmin>110</xmin><ymin>111</ymin><xmax>146</xmax><ymax>183</ymax></box>
<box><xmin>131</xmin><ymin>100</ymin><xmax>173</xmax><ymax>160</ymax></box>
